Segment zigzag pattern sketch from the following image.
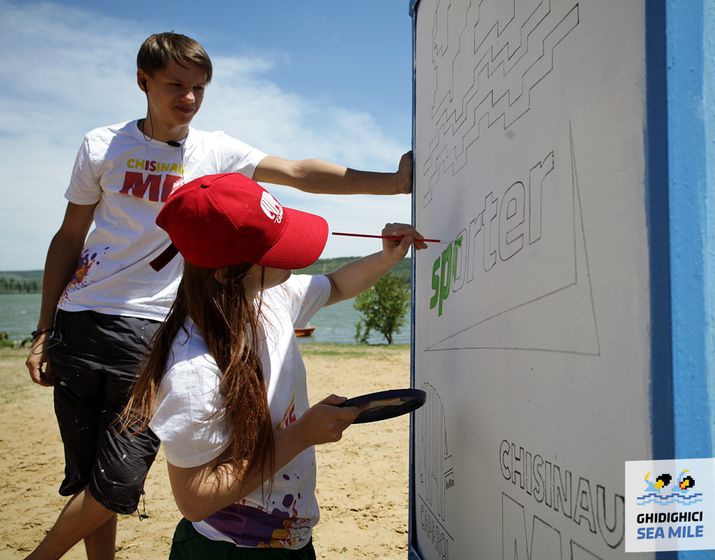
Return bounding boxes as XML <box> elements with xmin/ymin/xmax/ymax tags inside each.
<box><xmin>423</xmin><ymin>0</ymin><xmax>580</xmax><ymax>207</ymax></box>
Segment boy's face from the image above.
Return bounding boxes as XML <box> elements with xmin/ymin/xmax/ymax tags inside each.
<box><xmin>138</xmin><ymin>60</ymin><xmax>207</xmax><ymax>131</ymax></box>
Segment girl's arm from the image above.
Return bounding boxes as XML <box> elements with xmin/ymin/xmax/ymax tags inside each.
<box><xmin>166</xmin><ymin>395</ymin><xmax>359</xmax><ymax>522</ymax></box>
<box><xmin>324</xmin><ymin>223</ymin><xmax>427</xmax><ymax>306</ymax></box>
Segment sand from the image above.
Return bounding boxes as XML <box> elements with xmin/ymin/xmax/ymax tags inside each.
<box><xmin>0</xmin><ymin>345</ymin><xmax>412</xmax><ymax>559</ymax></box>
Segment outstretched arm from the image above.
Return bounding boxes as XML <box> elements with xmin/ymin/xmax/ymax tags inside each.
<box><xmin>26</xmin><ymin>202</ymin><xmax>96</xmax><ymax>386</ymax></box>
<box><xmin>324</xmin><ymin>223</ymin><xmax>426</xmax><ymax>306</ymax></box>
<box><xmin>252</xmin><ymin>151</ymin><xmax>412</xmax><ymax>195</ymax></box>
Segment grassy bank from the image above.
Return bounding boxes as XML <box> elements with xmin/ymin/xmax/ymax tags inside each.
<box><xmin>300</xmin><ymin>342</ymin><xmax>409</xmax><ymax>358</ymax></box>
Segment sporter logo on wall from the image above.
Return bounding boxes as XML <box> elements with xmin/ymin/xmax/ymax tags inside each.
<box><xmin>625</xmin><ymin>458</ymin><xmax>715</xmax><ymax>552</ymax></box>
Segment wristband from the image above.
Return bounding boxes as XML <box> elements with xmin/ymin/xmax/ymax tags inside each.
<box><xmin>31</xmin><ymin>328</ymin><xmax>52</xmax><ymax>340</ymax></box>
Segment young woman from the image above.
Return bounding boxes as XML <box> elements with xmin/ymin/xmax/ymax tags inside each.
<box><xmin>125</xmin><ymin>172</ymin><xmax>425</xmax><ymax>558</ymax></box>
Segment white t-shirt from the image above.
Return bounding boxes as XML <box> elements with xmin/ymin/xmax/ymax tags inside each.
<box><xmin>150</xmin><ymin>274</ymin><xmax>331</xmax><ymax>549</ymax></box>
<box><xmin>58</xmin><ymin>120</ymin><xmax>267</xmax><ymax>321</ymax></box>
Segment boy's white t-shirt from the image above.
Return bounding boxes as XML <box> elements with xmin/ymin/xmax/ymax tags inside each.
<box><xmin>58</xmin><ymin>120</ymin><xmax>267</xmax><ymax>321</ymax></box>
<box><xmin>150</xmin><ymin>274</ymin><xmax>331</xmax><ymax>550</ymax></box>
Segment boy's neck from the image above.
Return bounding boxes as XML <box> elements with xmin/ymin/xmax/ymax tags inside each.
<box><xmin>139</xmin><ymin>117</ymin><xmax>188</xmax><ymax>145</ymax></box>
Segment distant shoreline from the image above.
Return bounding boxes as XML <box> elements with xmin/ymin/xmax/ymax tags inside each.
<box><xmin>0</xmin><ymin>270</ymin><xmax>42</xmax><ymax>294</ymax></box>
<box><xmin>0</xmin><ymin>292</ymin><xmax>411</xmax><ymax>347</ymax></box>
<box><xmin>0</xmin><ymin>257</ymin><xmax>412</xmax><ymax>294</ymax></box>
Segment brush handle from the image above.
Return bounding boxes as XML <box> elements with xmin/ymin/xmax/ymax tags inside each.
<box><xmin>332</xmin><ymin>232</ymin><xmax>443</xmax><ymax>243</ymax></box>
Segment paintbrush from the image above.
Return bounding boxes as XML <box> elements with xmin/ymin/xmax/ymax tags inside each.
<box><xmin>331</xmin><ymin>231</ymin><xmax>445</xmax><ymax>243</ymax></box>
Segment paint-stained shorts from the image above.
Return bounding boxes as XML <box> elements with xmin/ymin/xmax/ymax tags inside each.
<box><xmin>169</xmin><ymin>519</ymin><xmax>317</xmax><ymax>559</ymax></box>
<box><xmin>49</xmin><ymin>309</ymin><xmax>161</xmax><ymax>515</ymax></box>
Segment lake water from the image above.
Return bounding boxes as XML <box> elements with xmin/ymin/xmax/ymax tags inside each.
<box><xmin>0</xmin><ymin>293</ymin><xmax>410</xmax><ymax>345</ymax></box>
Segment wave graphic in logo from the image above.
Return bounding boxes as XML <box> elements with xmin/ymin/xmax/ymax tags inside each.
<box><xmin>637</xmin><ymin>470</ymin><xmax>702</xmax><ymax>506</ymax></box>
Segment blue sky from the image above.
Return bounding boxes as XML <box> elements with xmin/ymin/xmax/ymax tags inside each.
<box><xmin>0</xmin><ymin>0</ymin><xmax>414</xmax><ymax>270</ymax></box>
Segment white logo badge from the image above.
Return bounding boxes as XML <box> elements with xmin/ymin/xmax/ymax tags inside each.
<box><xmin>625</xmin><ymin>458</ymin><xmax>715</xmax><ymax>552</ymax></box>
<box><xmin>260</xmin><ymin>192</ymin><xmax>284</xmax><ymax>224</ymax></box>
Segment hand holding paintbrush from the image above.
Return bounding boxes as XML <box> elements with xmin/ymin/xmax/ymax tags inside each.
<box><xmin>333</xmin><ymin>224</ymin><xmax>432</xmax><ymax>256</ymax></box>
<box><xmin>332</xmin><ymin>227</ymin><xmax>441</xmax><ymax>251</ymax></box>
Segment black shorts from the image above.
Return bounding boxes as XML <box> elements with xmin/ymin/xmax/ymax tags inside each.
<box><xmin>49</xmin><ymin>309</ymin><xmax>161</xmax><ymax>514</ymax></box>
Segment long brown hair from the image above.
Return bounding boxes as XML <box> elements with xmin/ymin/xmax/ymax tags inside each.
<box><xmin>125</xmin><ymin>261</ymin><xmax>274</xmax><ymax>488</ymax></box>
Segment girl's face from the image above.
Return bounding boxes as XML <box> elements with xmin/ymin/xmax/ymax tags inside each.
<box><xmin>242</xmin><ymin>265</ymin><xmax>291</xmax><ymax>295</ymax></box>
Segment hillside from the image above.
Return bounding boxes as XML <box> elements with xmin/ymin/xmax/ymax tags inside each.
<box><xmin>0</xmin><ymin>257</ymin><xmax>412</xmax><ymax>293</ymax></box>
<box><xmin>0</xmin><ymin>271</ymin><xmax>42</xmax><ymax>293</ymax></box>
<box><xmin>0</xmin><ymin>271</ymin><xmax>43</xmax><ymax>281</ymax></box>
<box><xmin>297</xmin><ymin>256</ymin><xmax>412</xmax><ymax>282</ymax></box>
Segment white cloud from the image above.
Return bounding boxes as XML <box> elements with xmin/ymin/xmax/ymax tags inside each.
<box><xmin>0</xmin><ymin>1</ymin><xmax>411</xmax><ymax>270</ymax></box>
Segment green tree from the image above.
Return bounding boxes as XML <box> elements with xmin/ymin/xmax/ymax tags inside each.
<box><xmin>0</xmin><ymin>332</ymin><xmax>13</xmax><ymax>348</ymax></box>
<box><xmin>354</xmin><ymin>273</ymin><xmax>410</xmax><ymax>345</ymax></box>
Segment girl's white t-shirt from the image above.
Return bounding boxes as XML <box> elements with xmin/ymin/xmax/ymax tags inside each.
<box><xmin>58</xmin><ymin>120</ymin><xmax>266</xmax><ymax>321</ymax></box>
<box><xmin>150</xmin><ymin>274</ymin><xmax>331</xmax><ymax>550</ymax></box>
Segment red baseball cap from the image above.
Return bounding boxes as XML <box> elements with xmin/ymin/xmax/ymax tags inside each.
<box><xmin>150</xmin><ymin>173</ymin><xmax>328</xmax><ymax>271</ymax></box>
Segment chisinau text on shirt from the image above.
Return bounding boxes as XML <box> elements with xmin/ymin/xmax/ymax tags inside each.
<box><xmin>120</xmin><ymin>158</ymin><xmax>186</xmax><ymax>202</ymax></box>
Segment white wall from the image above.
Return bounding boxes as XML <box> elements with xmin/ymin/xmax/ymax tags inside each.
<box><xmin>412</xmin><ymin>1</ymin><xmax>653</xmax><ymax>558</ymax></box>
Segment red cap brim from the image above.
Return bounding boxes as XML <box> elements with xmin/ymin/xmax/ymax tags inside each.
<box><xmin>258</xmin><ymin>207</ymin><xmax>328</xmax><ymax>269</ymax></box>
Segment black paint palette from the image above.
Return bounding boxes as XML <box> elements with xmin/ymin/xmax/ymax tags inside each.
<box><xmin>340</xmin><ymin>388</ymin><xmax>426</xmax><ymax>424</ymax></box>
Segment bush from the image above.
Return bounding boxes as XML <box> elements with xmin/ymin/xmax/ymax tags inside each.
<box><xmin>354</xmin><ymin>273</ymin><xmax>410</xmax><ymax>345</ymax></box>
<box><xmin>0</xmin><ymin>331</ymin><xmax>15</xmax><ymax>348</ymax></box>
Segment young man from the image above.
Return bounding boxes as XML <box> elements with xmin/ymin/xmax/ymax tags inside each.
<box><xmin>24</xmin><ymin>32</ymin><xmax>411</xmax><ymax>560</ymax></box>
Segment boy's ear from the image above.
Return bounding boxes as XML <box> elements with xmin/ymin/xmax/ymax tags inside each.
<box><xmin>137</xmin><ymin>71</ymin><xmax>148</xmax><ymax>92</ymax></box>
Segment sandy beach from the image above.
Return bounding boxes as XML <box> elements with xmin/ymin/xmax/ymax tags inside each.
<box><xmin>0</xmin><ymin>344</ymin><xmax>412</xmax><ymax>559</ymax></box>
